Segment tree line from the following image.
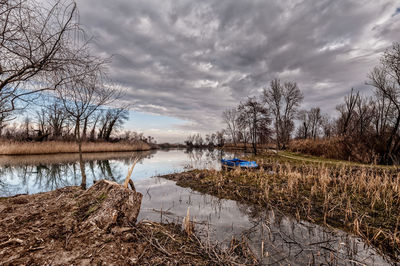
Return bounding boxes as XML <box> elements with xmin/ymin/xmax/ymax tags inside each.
<box><xmin>0</xmin><ymin>0</ymin><xmax>154</xmax><ymax>188</ymax></box>
<box><xmin>221</xmin><ymin>42</ymin><xmax>400</xmax><ymax>165</ymax></box>
<box><xmin>0</xmin><ymin>0</ymin><xmax>155</xmax><ymax>145</ymax></box>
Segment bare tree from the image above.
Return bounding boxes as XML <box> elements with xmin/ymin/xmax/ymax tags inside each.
<box><xmin>222</xmin><ymin>108</ymin><xmax>239</xmax><ymax>146</ymax></box>
<box><xmin>238</xmin><ymin>97</ymin><xmax>270</xmax><ymax>155</ymax></box>
<box><xmin>57</xmin><ymin>66</ymin><xmax>118</xmax><ymax>189</ymax></box>
<box><xmin>336</xmin><ymin>88</ymin><xmax>359</xmax><ymax>135</ymax></box>
<box><xmin>97</xmin><ymin>107</ymin><xmax>129</xmax><ymax>141</ymax></box>
<box><xmin>321</xmin><ymin>115</ymin><xmax>334</xmax><ymax>139</ymax></box>
<box><xmin>309</xmin><ymin>107</ymin><xmax>322</xmax><ymax>140</ymax></box>
<box><xmin>263</xmin><ymin>79</ymin><xmax>303</xmax><ymax>149</ymax></box>
<box><xmin>297</xmin><ymin>109</ymin><xmax>311</xmax><ymax>139</ymax></box>
<box><xmin>0</xmin><ymin>0</ymin><xmax>93</xmax><ymax>118</ymax></box>
<box><xmin>367</xmin><ymin>42</ymin><xmax>400</xmax><ymax>164</ymax></box>
<box><xmin>46</xmin><ymin>100</ymin><xmax>66</xmax><ymax>139</ymax></box>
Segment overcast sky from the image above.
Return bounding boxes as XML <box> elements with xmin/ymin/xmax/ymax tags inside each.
<box><xmin>77</xmin><ymin>0</ymin><xmax>400</xmax><ymax>143</ymax></box>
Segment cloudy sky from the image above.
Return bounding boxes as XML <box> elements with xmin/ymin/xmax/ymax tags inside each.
<box><xmin>77</xmin><ymin>0</ymin><xmax>400</xmax><ymax>143</ymax></box>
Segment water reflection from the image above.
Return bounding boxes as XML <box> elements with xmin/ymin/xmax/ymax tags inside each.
<box><xmin>136</xmin><ymin>177</ymin><xmax>392</xmax><ymax>265</ymax></box>
<box><xmin>0</xmin><ymin>149</ymin><xmax>392</xmax><ymax>264</ymax></box>
<box><xmin>0</xmin><ymin>149</ymin><xmax>229</xmax><ymax>196</ymax></box>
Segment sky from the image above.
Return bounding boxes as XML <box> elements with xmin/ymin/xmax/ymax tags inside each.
<box><xmin>76</xmin><ymin>0</ymin><xmax>400</xmax><ymax>143</ymax></box>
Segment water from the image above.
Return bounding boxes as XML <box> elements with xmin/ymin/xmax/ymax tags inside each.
<box><xmin>0</xmin><ymin>149</ymin><xmax>393</xmax><ymax>265</ymax></box>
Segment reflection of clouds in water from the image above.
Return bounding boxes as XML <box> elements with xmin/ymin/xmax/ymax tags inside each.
<box><xmin>0</xmin><ymin>149</ymin><xmax>232</xmax><ymax>196</ymax></box>
<box><xmin>0</xmin><ymin>149</ymin><xmax>392</xmax><ymax>264</ymax></box>
<box><xmin>136</xmin><ymin>178</ymin><xmax>391</xmax><ymax>265</ymax></box>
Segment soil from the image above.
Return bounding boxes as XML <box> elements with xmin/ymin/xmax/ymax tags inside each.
<box><xmin>0</xmin><ymin>180</ymin><xmax>256</xmax><ymax>265</ymax></box>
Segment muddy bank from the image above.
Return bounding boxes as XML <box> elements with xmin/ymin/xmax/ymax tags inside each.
<box><xmin>0</xmin><ymin>180</ymin><xmax>255</xmax><ymax>265</ymax></box>
<box><xmin>162</xmin><ymin>169</ymin><xmax>400</xmax><ymax>263</ymax></box>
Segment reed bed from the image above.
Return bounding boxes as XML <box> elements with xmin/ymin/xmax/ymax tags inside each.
<box><xmin>0</xmin><ymin>141</ymin><xmax>151</xmax><ymax>155</ymax></box>
<box><xmin>164</xmin><ymin>157</ymin><xmax>400</xmax><ymax>261</ymax></box>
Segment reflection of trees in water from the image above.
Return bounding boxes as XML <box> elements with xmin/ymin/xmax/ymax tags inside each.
<box><xmin>233</xmin><ymin>201</ymin><xmax>386</xmax><ymax>265</ymax></box>
<box><xmin>97</xmin><ymin>160</ymin><xmax>117</xmax><ymax>182</ymax></box>
<box><xmin>184</xmin><ymin>148</ymin><xmax>245</xmax><ymax>170</ymax></box>
<box><xmin>32</xmin><ymin>163</ymin><xmax>77</xmax><ymax>191</ymax></box>
<box><xmin>0</xmin><ymin>150</ymin><xmax>155</xmax><ymax>196</ymax></box>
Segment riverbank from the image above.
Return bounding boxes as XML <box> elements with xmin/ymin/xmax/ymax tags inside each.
<box><xmin>162</xmin><ymin>155</ymin><xmax>400</xmax><ymax>262</ymax></box>
<box><xmin>0</xmin><ymin>180</ymin><xmax>256</xmax><ymax>264</ymax></box>
<box><xmin>0</xmin><ymin>140</ymin><xmax>152</xmax><ymax>155</ymax></box>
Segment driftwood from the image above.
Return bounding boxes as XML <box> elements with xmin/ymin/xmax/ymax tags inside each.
<box><xmin>123</xmin><ymin>156</ymin><xmax>141</xmax><ymax>189</ymax></box>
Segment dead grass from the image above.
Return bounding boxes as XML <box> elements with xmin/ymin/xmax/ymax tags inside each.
<box><xmin>288</xmin><ymin>138</ymin><xmax>378</xmax><ymax>164</ymax></box>
<box><xmin>0</xmin><ymin>183</ymin><xmax>257</xmax><ymax>265</ymax></box>
<box><xmin>163</xmin><ymin>156</ymin><xmax>400</xmax><ymax>262</ymax></box>
<box><xmin>0</xmin><ymin>140</ymin><xmax>151</xmax><ymax>155</ymax></box>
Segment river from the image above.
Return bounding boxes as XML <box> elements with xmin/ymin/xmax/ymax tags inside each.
<box><xmin>0</xmin><ymin>149</ymin><xmax>393</xmax><ymax>265</ymax></box>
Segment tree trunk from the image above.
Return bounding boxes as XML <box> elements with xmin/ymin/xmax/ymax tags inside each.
<box><xmin>76</xmin><ymin>117</ymin><xmax>87</xmax><ymax>189</ymax></box>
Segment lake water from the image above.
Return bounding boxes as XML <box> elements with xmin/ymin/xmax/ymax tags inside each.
<box><xmin>0</xmin><ymin>149</ymin><xmax>393</xmax><ymax>265</ymax></box>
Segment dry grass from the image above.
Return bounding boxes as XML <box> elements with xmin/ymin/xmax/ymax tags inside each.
<box><xmin>288</xmin><ymin>138</ymin><xmax>377</xmax><ymax>164</ymax></box>
<box><xmin>164</xmin><ymin>156</ymin><xmax>400</xmax><ymax>262</ymax></box>
<box><xmin>0</xmin><ymin>140</ymin><xmax>151</xmax><ymax>155</ymax></box>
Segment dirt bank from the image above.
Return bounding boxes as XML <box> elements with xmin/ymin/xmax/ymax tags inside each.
<box><xmin>0</xmin><ymin>180</ymin><xmax>256</xmax><ymax>265</ymax></box>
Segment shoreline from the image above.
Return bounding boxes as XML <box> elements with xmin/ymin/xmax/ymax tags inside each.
<box><xmin>160</xmin><ymin>156</ymin><xmax>400</xmax><ymax>262</ymax></box>
<box><xmin>0</xmin><ymin>180</ymin><xmax>256</xmax><ymax>264</ymax></box>
<box><xmin>0</xmin><ymin>140</ymin><xmax>153</xmax><ymax>156</ymax></box>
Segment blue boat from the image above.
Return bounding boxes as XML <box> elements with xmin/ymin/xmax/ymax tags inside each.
<box><xmin>221</xmin><ymin>158</ymin><xmax>258</xmax><ymax>169</ymax></box>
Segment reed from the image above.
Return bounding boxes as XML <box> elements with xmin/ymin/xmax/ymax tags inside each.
<box><xmin>165</xmin><ymin>156</ymin><xmax>400</xmax><ymax>261</ymax></box>
<box><xmin>0</xmin><ymin>140</ymin><xmax>151</xmax><ymax>155</ymax></box>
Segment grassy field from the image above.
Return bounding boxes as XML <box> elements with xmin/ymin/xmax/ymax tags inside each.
<box><xmin>0</xmin><ymin>140</ymin><xmax>151</xmax><ymax>155</ymax></box>
<box><xmin>274</xmin><ymin>150</ymin><xmax>399</xmax><ymax>169</ymax></box>
<box><xmin>163</xmin><ymin>152</ymin><xmax>400</xmax><ymax>262</ymax></box>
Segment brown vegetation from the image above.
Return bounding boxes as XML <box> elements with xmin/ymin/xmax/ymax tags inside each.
<box><xmin>0</xmin><ymin>180</ymin><xmax>256</xmax><ymax>265</ymax></box>
<box><xmin>288</xmin><ymin>138</ymin><xmax>377</xmax><ymax>163</ymax></box>
<box><xmin>0</xmin><ymin>140</ymin><xmax>151</xmax><ymax>155</ymax></box>
<box><xmin>162</xmin><ymin>156</ymin><xmax>400</xmax><ymax>262</ymax></box>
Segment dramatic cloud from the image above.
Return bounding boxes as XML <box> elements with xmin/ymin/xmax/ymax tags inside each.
<box><xmin>78</xmin><ymin>0</ymin><xmax>400</xmax><ymax>138</ymax></box>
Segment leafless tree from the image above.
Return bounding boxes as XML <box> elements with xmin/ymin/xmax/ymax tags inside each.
<box><xmin>263</xmin><ymin>79</ymin><xmax>303</xmax><ymax>149</ymax></box>
<box><xmin>238</xmin><ymin>97</ymin><xmax>270</xmax><ymax>155</ymax></box>
<box><xmin>297</xmin><ymin>107</ymin><xmax>323</xmax><ymax>140</ymax></box>
<box><xmin>222</xmin><ymin>108</ymin><xmax>239</xmax><ymax>146</ymax></box>
<box><xmin>46</xmin><ymin>100</ymin><xmax>67</xmax><ymax>139</ymax></box>
<box><xmin>57</xmin><ymin>66</ymin><xmax>119</xmax><ymax>188</ymax></box>
<box><xmin>321</xmin><ymin>115</ymin><xmax>334</xmax><ymax>139</ymax></box>
<box><xmin>0</xmin><ymin>0</ymin><xmax>93</xmax><ymax>118</ymax></box>
<box><xmin>367</xmin><ymin>42</ymin><xmax>400</xmax><ymax>164</ymax></box>
<box><xmin>336</xmin><ymin>88</ymin><xmax>359</xmax><ymax>135</ymax></box>
<box><xmin>309</xmin><ymin>107</ymin><xmax>322</xmax><ymax>140</ymax></box>
<box><xmin>297</xmin><ymin>109</ymin><xmax>311</xmax><ymax>139</ymax></box>
<box><xmin>97</xmin><ymin>106</ymin><xmax>129</xmax><ymax>141</ymax></box>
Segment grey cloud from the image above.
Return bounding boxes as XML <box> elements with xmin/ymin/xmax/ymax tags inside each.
<box><xmin>78</xmin><ymin>0</ymin><xmax>400</xmax><ymax>136</ymax></box>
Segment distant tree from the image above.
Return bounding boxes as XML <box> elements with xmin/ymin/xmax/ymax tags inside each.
<box><xmin>222</xmin><ymin>108</ymin><xmax>239</xmax><ymax>146</ymax></box>
<box><xmin>46</xmin><ymin>100</ymin><xmax>67</xmax><ymax>139</ymax></box>
<box><xmin>297</xmin><ymin>110</ymin><xmax>311</xmax><ymax>139</ymax></box>
<box><xmin>263</xmin><ymin>79</ymin><xmax>303</xmax><ymax>149</ymax></box>
<box><xmin>321</xmin><ymin>115</ymin><xmax>334</xmax><ymax>139</ymax></box>
<box><xmin>238</xmin><ymin>97</ymin><xmax>270</xmax><ymax>155</ymax></box>
<box><xmin>216</xmin><ymin>130</ymin><xmax>225</xmax><ymax>147</ymax></box>
<box><xmin>56</xmin><ymin>64</ymin><xmax>118</xmax><ymax>189</ymax></box>
<box><xmin>309</xmin><ymin>107</ymin><xmax>323</xmax><ymax>140</ymax></box>
<box><xmin>97</xmin><ymin>107</ymin><xmax>129</xmax><ymax>141</ymax></box>
<box><xmin>336</xmin><ymin>88</ymin><xmax>359</xmax><ymax>136</ymax></box>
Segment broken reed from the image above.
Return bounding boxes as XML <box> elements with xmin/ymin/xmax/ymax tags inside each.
<box><xmin>189</xmin><ymin>159</ymin><xmax>400</xmax><ymax>260</ymax></box>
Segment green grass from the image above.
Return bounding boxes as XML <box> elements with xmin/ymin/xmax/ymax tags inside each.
<box><xmin>246</xmin><ymin>150</ymin><xmax>399</xmax><ymax>169</ymax></box>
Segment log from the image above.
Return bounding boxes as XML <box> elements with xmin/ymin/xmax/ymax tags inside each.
<box><xmin>76</xmin><ymin>180</ymin><xmax>142</xmax><ymax>230</ymax></box>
